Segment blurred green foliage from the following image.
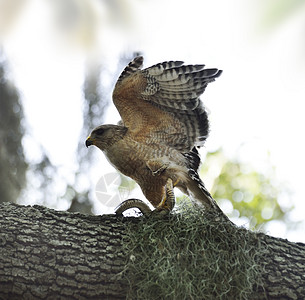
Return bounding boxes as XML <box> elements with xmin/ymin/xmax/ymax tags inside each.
<box><xmin>200</xmin><ymin>148</ymin><xmax>292</xmax><ymax>229</ymax></box>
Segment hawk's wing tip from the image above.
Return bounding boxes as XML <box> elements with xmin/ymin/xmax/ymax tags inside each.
<box><xmin>133</xmin><ymin>55</ymin><xmax>144</xmax><ymax>65</ymax></box>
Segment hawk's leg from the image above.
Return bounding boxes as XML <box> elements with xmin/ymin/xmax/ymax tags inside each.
<box><xmin>115</xmin><ymin>178</ymin><xmax>176</xmax><ymax>215</ymax></box>
<box><xmin>156</xmin><ymin>178</ymin><xmax>175</xmax><ymax>211</ymax></box>
<box><xmin>146</xmin><ymin>158</ymin><xmax>170</xmax><ymax>176</ymax></box>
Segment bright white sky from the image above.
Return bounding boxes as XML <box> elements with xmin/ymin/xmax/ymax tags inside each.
<box><xmin>2</xmin><ymin>0</ymin><xmax>305</xmax><ymax>241</ymax></box>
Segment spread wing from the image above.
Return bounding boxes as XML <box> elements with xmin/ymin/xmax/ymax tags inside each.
<box><xmin>112</xmin><ymin>56</ymin><xmax>222</xmax><ymax>152</ymax></box>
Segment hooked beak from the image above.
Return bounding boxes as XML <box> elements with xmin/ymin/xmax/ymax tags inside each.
<box><xmin>85</xmin><ymin>136</ymin><xmax>94</xmax><ymax>148</ymax></box>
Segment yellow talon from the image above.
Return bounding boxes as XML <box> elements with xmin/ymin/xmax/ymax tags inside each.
<box><xmin>173</xmin><ymin>178</ymin><xmax>180</xmax><ymax>187</ymax></box>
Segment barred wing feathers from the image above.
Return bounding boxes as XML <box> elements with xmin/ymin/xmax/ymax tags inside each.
<box><xmin>113</xmin><ymin>56</ymin><xmax>222</xmax><ymax>152</ymax></box>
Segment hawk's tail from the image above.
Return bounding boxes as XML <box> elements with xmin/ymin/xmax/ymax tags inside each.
<box><xmin>187</xmin><ymin>169</ymin><xmax>226</xmax><ymax>216</ymax></box>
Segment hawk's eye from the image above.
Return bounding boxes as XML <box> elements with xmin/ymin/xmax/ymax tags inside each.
<box><xmin>94</xmin><ymin>128</ymin><xmax>105</xmax><ymax>136</ymax></box>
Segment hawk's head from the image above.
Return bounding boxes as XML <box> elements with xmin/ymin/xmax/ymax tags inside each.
<box><xmin>86</xmin><ymin>124</ymin><xmax>127</xmax><ymax>151</ymax></box>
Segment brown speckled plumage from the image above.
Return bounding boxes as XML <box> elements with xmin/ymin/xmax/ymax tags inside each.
<box><xmin>86</xmin><ymin>56</ymin><xmax>222</xmax><ymax>211</ymax></box>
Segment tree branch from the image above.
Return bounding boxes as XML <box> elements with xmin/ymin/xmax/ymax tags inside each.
<box><xmin>0</xmin><ymin>202</ymin><xmax>304</xmax><ymax>299</ymax></box>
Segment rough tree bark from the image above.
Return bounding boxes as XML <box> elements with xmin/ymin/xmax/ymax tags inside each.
<box><xmin>0</xmin><ymin>202</ymin><xmax>304</xmax><ymax>300</ymax></box>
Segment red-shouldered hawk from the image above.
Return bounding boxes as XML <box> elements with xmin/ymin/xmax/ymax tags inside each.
<box><xmin>86</xmin><ymin>56</ymin><xmax>223</xmax><ymax>214</ymax></box>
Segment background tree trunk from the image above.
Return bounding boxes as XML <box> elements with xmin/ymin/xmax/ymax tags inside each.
<box><xmin>0</xmin><ymin>202</ymin><xmax>304</xmax><ymax>299</ymax></box>
<box><xmin>0</xmin><ymin>59</ymin><xmax>27</xmax><ymax>204</ymax></box>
